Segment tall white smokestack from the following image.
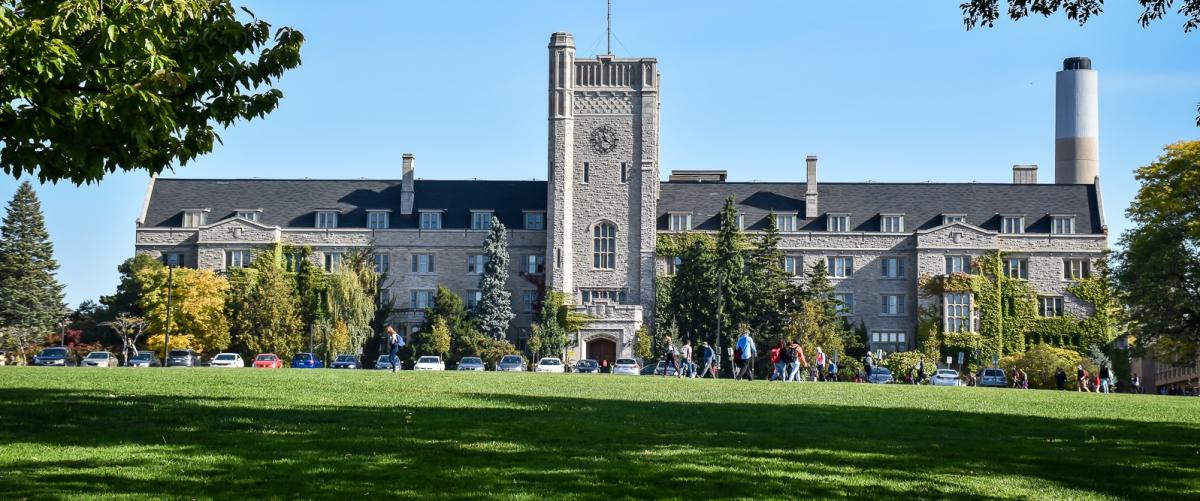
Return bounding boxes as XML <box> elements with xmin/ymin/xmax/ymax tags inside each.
<box><xmin>1055</xmin><ymin>57</ymin><xmax>1099</xmax><ymax>184</ymax></box>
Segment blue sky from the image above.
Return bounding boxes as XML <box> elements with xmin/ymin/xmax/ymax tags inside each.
<box><xmin>4</xmin><ymin>0</ymin><xmax>1198</xmax><ymax>308</ymax></box>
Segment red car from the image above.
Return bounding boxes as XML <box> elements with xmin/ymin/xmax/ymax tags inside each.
<box><xmin>252</xmin><ymin>353</ymin><xmax>282</xmax><ymax>369</ymax></box>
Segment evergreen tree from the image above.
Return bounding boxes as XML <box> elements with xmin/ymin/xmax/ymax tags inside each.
<box><xmin>531</xmin><ymin>291</ymin><xmax>572</xmax><ymax>359</ymax></box>
<box><xmin>100</xmin><ymin>254</ymin><xmax>161</xmax><ymax>318</ymax></box>
<box><xmin>476</xmin><ymin>217</ymin><xmax>514</xmax><ymax>339</ymax></box>
<box><xmin>226</xmin><ymin>247</ymin><xmax>305</xmax><ymax>359</ymax></box>
<box><xmin>0</xmin><ymin>181</ymin><xmax>65</xmax><ymax>332</ymax></box>
<box><xmin>714</xmin><ymin>196</ymin><xmax>748</xmax><ymax>339</ymax></box>
<box><xmin>744</xmin><ymin>210</ymin><xmax>797</xmax><ymax>342</ymax></box>
<box><xmin>669</xmin><ymin>239</ymin><xmax>718</xmax><ymax>347</ymax></box>
<box><xmin>786</xmin><ymin>260</ymin><xmax>849</xmax><ymax>362</ymax></box>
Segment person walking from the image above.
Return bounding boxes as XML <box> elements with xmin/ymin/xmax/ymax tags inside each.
<box><xmin>662</xmin><ymin>336</ymin><xmax>682</xmax><ymax>378</ymax></box>
<box><xmin>788</xmin><ymin>340</ymin><xmax>807</xmax><ymax>382</ymax></box>
<box><xmin>865</xmin><ymin>352</ymin><xmax>875</xmax><ymax>379</ymax></box>
<box><xmin>681</xmin><ymin>340</ymin><xmax>695</xmax><ymax>378</ymax></box>
<box><xmin>1099</xmin><ymin>363</ymin><xmax>1112</xmax><ymax>394</ymax></box>
<box><xmin>386</xmin><ymin>326</ymin><xmax>404</xmax><ymax>373</ymax></box>
<box><xmin>735</xmin><ymin>330</ymin><xmax>757</xmax><ymax>381</ymax></box>
<box><xmin>916</xmin><ymin>358</ymin><xmax>926</xmax><ymax>385</ymax></box>
<box><xmin>700</xmin><ymin>341</ymin><xmax>716</xmax><ymax>378</ymax></box>
<box><xmin>1055</xmin><ymin>368</ymin><xmax>1067</xmax><ymax>390</ymax></box>
<box><xmin>814</xmin><ymin>347</ymin><xmax>827</xmax><ymax>381</ymax></box>
<box><xmin>1020</xmin><ymin>369</ymin><xmax>1029</xmax><ymax>389</ymax></box>
<box><xmin>780</xmin><ymin>339</ymin><xmax>797</xmax><ymax>382</ymax></box>
<box><xmin>827</xmin><ymin>359</ymin><xmax>838</xmax><ymax>382</ymax></box>
<box><xmin>1132</xmin><ymin>374</ymin><xmax>1141</xmax><ymax>394</ymax></box>
<box><xmin>1077</xmin><ymin>365</ymin><xmax>1090</xmax><ymax>392</ymax></box>
<box><xmin>769</xmin><ymin>340</ymin><xmax>784</xmax><ymax>381</ymax></box>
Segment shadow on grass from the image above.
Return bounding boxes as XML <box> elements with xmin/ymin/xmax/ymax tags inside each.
<box><xmin>0</xmin><ymin>388</ymin><xmax>1196</xmax><ymax>499</ymax></box>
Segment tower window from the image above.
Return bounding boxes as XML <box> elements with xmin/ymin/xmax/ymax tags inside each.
<box><xmin>620</xmin><ymin>162</ymin><xmax>628</xmax><ymax>183</ymax></box>
<box><xmin>583</xmin><ymin>162</ymin><xmax>590</xmax><ymax>183</ymax></box>
<box><xmin>593</xmin><ymin>222</ymin><xmax>616</xmax><ymax>269</ymax></box>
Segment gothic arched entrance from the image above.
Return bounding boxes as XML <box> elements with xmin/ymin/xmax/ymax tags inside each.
<box><xmin>586</xmin><ymin>337</ymin><xmax>617</xmax><ymax>366</ymax></box>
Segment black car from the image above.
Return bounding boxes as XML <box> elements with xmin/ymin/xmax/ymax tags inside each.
<box><xmin>574</xmin><ymin>359</ymin><xmax>600</xmax><ymax>373</ymax></box>
<box><xmin>32</xmin><ymin>347</ymin><xmax>74</xmax><ymax>366</ymax></box>
<box><xmin>166</xmin><ymin>349</ymin><xmax>201</xmax><ymax>367</ymax></box>
<box><xmin>330</xmin><ymin>354</ymin><xmax>360</xmax><ymax>369</ymax></box>
<box><xmin>640</xmin><ymin>360</ymin><xmax>686</xmax><ymax>376</ymax></box>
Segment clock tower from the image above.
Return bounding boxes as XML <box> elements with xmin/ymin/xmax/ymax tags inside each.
<box><xmin>546</xmin><ymin>32</ymin><xmax>659</xmax><ymax>359</ymax></box>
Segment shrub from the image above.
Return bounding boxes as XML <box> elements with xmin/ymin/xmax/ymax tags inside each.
<box><xmin>880</xmin><ymin>351</ymin><xmax>932</xmax><ymax>381</ymax></box>
<box><xmin>999</xmin><ymin>343</ymin><xmax>1097</xmax><ymax>390</ymax></box>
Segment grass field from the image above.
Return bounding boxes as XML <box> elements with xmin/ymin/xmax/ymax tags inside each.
<box><xmin>0</xmin><ymin>368</ymin><xmax>1197</xmax><ymax>500</ymax></box>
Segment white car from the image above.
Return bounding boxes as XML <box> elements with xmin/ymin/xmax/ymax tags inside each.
<box><xmin>613</xmin><ymin>357</ymin><xmax>641</xmax><ymax>375</ymax></box>
<box><xmin>930</xmin><ymin>369</ymin><xmax>961</xmax><ymax>386</ymax></box>
<box><xmin>210</xmin><ymin>353</ymin><xmax>245</xmax><ymax>368</ymax></box>
<box><xmin>534</xmin><ymin>357</ymin><xmax>565</xmax><ymax>373</ymax></box>
<box><xmin>82</xmin><ymin>351</ymin><xmax>116</xmax><ymax>367</ymax></box>
<box><xmin>413</xmin><ymin>356</ymin><xmax>445</xmax><ymax>371</ymax></box>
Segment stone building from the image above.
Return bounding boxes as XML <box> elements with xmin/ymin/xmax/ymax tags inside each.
<box><xmin>134</xmin><ymin>33</ymin><xmax>1107</xmax><ymax>364</ymax></box>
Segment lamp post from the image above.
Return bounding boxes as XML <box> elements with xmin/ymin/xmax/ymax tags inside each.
<box><xmin>163</xmin><ymin>265</ymin><xmax>174</xmax><ymax>366</ymax></box>
<box><xmin>714</xmin><ymin>269</ymin><xmax>724</xmax><ymax>378</ymax></box>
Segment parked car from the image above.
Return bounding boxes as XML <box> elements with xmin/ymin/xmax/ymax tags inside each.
<box><xmin>534</xmin><ymin>357</ymin><xmax>565</xmax><ymax>373</ymax></box>
<box><xmin>331</xmin><ymin>354</ymin><xmax>361</xmax><ymax>369</ymax></box>
<box><xmin>978</xmin><ymin>368</ymin><xmax>1008</xmax><ymax>388</ymax></box>
<box><xmin>210</xmin><ymin>353</ymin><xmax>245</xmax><ymax>368</ymax></box>
<box><xmin>574</xmin><ymin>359</ymin><xmax>600</xmax><ymax>373</ymax></box>
<box><xmin>640</xmin><ymin>360</ymin><xmax>685</xmax><ymax>376</ymax></box>
<box><xmin>166</xmin><ymin>349</ymin><xmax>201</xmax><ymax>367</ymax></box>
<box><xmin>930</xmin><ymin>369</ymin><xmax>961</xmax><ymax>386</ymax></box>
<box><xmin>32</xmin><ymin>347</ymin><xmax>73</xmax><ymax>366</ymax></box>
<box><xmin>413</xmin><ymin>356</ymin><xmax>445</xmax><ymax>371</ymax></box>
<box><xmin>374</xmin><ymin>355</ymin><xmax>400</xmax><ymax>370</ymax></box>
<box><xmin>457</xmin><ymin>357</ymin><xmax>486</xmax><ymax>371</ymax></box>
<box><xmin>612</xmin><ymin>358</ymin><xmax>641</xmax><ymax>375</ymax></box>
<box><xmin>252</xmin><ymin>353</ymin><xmax>282</xmax><ymax>369</ymax></box>
<box><xmin>290</xmin><ymin>352</ymin><xmax>323</xmax><ymax>369</ymax></box>
<box><xmin>127</xmin><ymin>351</ymin><xmax>161</xmax><ymax>368</ymax></box>
<box><xmin>82</xmin><ymin>351</ymin><xmax>117</xmax><ymax>367</ymax></box>
<box><xmin>867</xmin><ymin>367</ymin><xmax>894</xmax><ymax>384</ymax></box>
<box><xmin>496</xmin><ymin>355</ymin><xmax>526</xmax><ymax>372</ymax></box>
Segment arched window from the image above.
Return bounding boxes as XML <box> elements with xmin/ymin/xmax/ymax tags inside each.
<box><xmin>593</xmin><ymin>222</ymin><xmax>616</xmax><ymax>269</ymax></box>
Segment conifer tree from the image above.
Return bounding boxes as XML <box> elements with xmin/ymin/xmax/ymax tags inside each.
<box><xmin>476</xmin><ymin>217</ymin><xmax>514</xmax><ymax>339</ymax></box>
<box><xmin>0</xmin><ymin>181</ymin><xmax>65</xmax><ymax>332</ymax></box>
<box><xmin>669</xmin><ymin>239</ymin><xmax>718</xmax><ymax>346</ymax></box>
<box><xmin>744</xmin><ymin>210</ymin><xmax>797</xmax><ymax>342</ymax></box>
<box><xmin>714</xmin><ymin>196</ymin><xmax>748</xmax><ymax>338</ymax></box>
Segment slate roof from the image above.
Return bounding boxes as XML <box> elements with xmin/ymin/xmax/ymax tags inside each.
<box><xmin>657</xmin><ymin>182</ymin><xmax>1104</xmax><ymax>234</ymax></box>
<box><xmin>142</xmin><ymin>179</ymin><xmax>547</xmax><ymax>229</ymax></box>
<box><xmin>142</xmin><ymin>178</ymin><xmax>1104</xmax><ymax>235</ymax></box>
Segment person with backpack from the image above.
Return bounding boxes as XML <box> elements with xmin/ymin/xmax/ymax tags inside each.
<box><xmin>662</xmin><ymin>336</ymin><xmax>681</xmax><ymax>378</ymax></box>
<box><xmin>386</xmin><ymin>325</ymin><xmax>404</xmax><ymax>373</ymax></box>
<box><xmin>827</xmin><ymin>359</ymin><xmax>839</xmax><ymax>382</ymax></box>
<box><xmin>1099</xmin><ymin>363</ymin><xmax>1112</xmax><ymax>394</ymax></box>
<box><xmin>780</xmin><ymin>339</ymin><xmax>797</xmax><ymax>382</ymax></box>
<box><xmin>1055</xmin><ymin>368</ymin><xmax>1067</xmax><ymax>390</ymax></box>
<box><xmin>1077</xmin><ymin>365</ymin><xmax>1090</xmax><ymax>392</ymax></box>
<box><xmin>734</xmin><ymin>330</ymin><xmax>757</xmax><ymax>381</ymax></box>
<box><xmin>814</xmin><ymin>347</ymin><xmax>827</xmax><ymax>381</ymax></box>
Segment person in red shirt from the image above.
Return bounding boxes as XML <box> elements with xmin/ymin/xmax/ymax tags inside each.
<box><xmin>769</xmin><ymin>340</ymin><xmax>784</xmax><ymax>381</ymax></box>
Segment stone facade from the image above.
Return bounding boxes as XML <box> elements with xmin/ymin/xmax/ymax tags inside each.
<box><xmin>134</xmin><ymin>31</ymin><xmax>1109</xmax><ymax>362</ymax></box>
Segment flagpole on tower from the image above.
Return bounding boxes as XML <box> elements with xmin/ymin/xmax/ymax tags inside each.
<box><xmin>606</xmin><ymin>0</ymin><xmax>612</xmax><ymax>55</ymax></box>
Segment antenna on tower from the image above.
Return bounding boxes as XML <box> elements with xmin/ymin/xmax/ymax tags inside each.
<box><xmin>606</xmin><ymin>0</ymin><xmax>612</xmax><ymax>55</ymax></box>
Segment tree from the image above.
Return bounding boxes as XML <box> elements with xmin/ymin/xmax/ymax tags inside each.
<box><xmin>136</xmin><ymin>266</ymin><xmax>229</xmax><ymax>353</ymax></box>
<box><xmin>0</xmin><ymin>325</ymin><xmax>46</xmax><ymax>363</ymax></box>
<box><xmin>633</xmin><ymin>326</ymin><xmax>652</xmax><ymax>360</ymax></box>
<box><xmin>744</xmin><ymin>210</ymin><xmax>797</xmax><ymax>340</ymax></box>
<box><xmin>412</xmin><ymin>316</ymin><xmax>450</xmax><ymax>358</ymax></box>
<box><xmin>419</xmin><ymin>285</ymin><xmax>479</xmax><ymax>361</ymax></box>
<box><xmin>476</xmin><ymin>217</ymin><xmax>514</xmax><ymax>339</ymax></box>
<box><xmin>786</xmin><ymin>260</ymin><xmax>849</xmax><ymax>365</ymax></box>
<box><xmin>226</xmin><ymin>247</ymin><xmax>304</xmax><ymax>359</ymax></box>
<box><xmin>0</xmin><ymin>181</ymin><xmax>65</xmax><ymax>333</ymax></box>
<box><xmin>0</xmin><ymin>1</ymin><xmax>305</xmax><ymax>184</ymax></box>
<box><xmin>99</xmin><ymin>315</ymin><xmax>147</xmax><ymax>362</ymax></box>
<box><xmin>959</xmin><ymin>0</ymin><xmax>1200</xmax><ymax>126</ymax></box>
<box><xmin>284</xmin><ymin>245</ymin><xmax>327</xmax><ymax>353</ymax></box>
<box><xmin>530</xmin><ymin>291</ymin><xmax>577</xmax><ymax>359</ymax></box>
<box><xmin>669</xmin><ymin>239</ymin><xmax>718</xmax><ymax>347</ymax></box>
<box><xmin>323</xmin><ymin>250</ymin><xmax>377</xmax><ymax>357</ymax></box>
<box><xmin>1114</xmin><ymin>141</ymin><xmax>1200</xmax><ymax>364</ymax></box>
<box><xmin>714</xmin><ymin>196</ymin><xmax>748</xmax><ymax>336</ymax></box>
<box><xmin>100</xmin><ymin>254</ymin><xmax>162</xmax><ymax>318</ymax></box>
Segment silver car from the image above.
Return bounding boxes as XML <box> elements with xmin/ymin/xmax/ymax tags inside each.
<box><xmin>868</xmin><ymin>367</ymin><xmax>894</xmax><ymax>384</ymax></box>
<box><xmin>930</xmin><ymin>369</ymin><xmax>961</xmax><ymax>386</ymax></box>
<box><xmin>457</xmin><ymin>357</ymin><xmax>486</xmax><ymax>371</ymax></box>
<box><xmin>82</xmin><ymin>351</ymin><xmax>117</xmax><ymax>367</ymax></box>
<box><xmin>496</xmin><ymin>355</ymin><xmax>526</xmax><ymax>372</ymax></box>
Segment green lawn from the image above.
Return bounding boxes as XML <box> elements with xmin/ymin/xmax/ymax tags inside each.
<box><xmin>0</xmin><ymin>368</ymin><xmax>1197</xmax><ymax>500</ymax></box>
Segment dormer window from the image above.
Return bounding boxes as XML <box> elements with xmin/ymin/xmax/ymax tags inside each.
<box><xmin>827</xmin><ymin>213</ymin><xmax>850</xmax><ymax>233</ymax></box>
<box><xmin>1001</xmin><ymin>215</ymin><xmax>1024</xmax><ymax>234</ymax></box>
<box><xmin>669</xmin><ymin>213</ymin><xmax>692</xmax><ymax>231</ymax></box>
<box><xmin>419</xmin><ymin>210</ymin><xmax>442</xmax><ymax>229</ymax></box>
<box><xmin>942</xmin><ymin>214</ymin><xmax>966</xmax><ymax>225</ymax></box>
<box><xmin>471</xmin><ymin>211</ymin><xmax>494</xmax><ymax>230</ymax></box>
<box><xmin>880</xmin><ymin>214</ymin><xmax>904</xmax><ymax>233</ymax></box>
<box><xmin>1051</xmin><ymin>215</ymin><xmax>1076</xmax><ymax>235</ymax></box>
<box><xmin>235</xmin><ymin>209</ymin><xmax>261</xmax><ymax>222</ymax></box>
<box><xmin>182</xmin><ymin>209</ymin><xmax>209</xmax><ymax>228</ymax></box>
<box><xmin>367</xmin><ymin>210</ymin><xmax>390</xmax><ymax>230</ymax></box>
<box><xmin>775</xmin><ymin>213</ymin><xmax>797</xmax><ymax>232</ymax></box>
<box><xmin>316</xmin><ymin>210</ymin><xmax>339</xmax><ymax>229</ymax></box>
<box><xmin>524</xmin><ymin>211</ymin><xmax>546</xmax><ymax>230</ymax></box>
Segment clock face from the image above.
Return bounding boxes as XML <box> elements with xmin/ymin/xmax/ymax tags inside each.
<box><xmin>590</xmin><ymin>125</ymin><xmax>619</xmax><ymax>154</ymax></box>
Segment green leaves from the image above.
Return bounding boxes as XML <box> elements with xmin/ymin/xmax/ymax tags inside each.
<box><xmin>0</xmin><ymin>0</ymin><xmax>305</xmax><ymax>184</ymax></box>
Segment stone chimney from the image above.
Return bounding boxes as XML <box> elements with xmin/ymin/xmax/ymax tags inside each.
<box><xmin>1012</xmin><ymin>164</ymin><xmax>1038</xmax><ymax>184</ymax></box>
<box><xmin>805</xmin><ymin>155</ymin><xmax>819</xmax><ymax>218</ymax></box>
<box><xmin>401</xmin><ymin>153</ymin><xmax>415</xmax><ymax>215</ymax></box>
